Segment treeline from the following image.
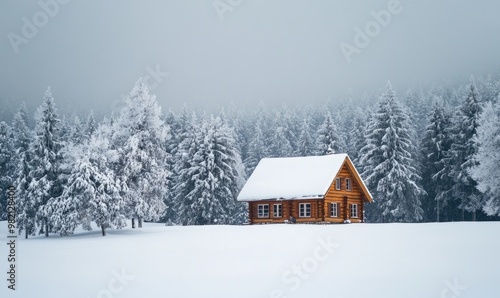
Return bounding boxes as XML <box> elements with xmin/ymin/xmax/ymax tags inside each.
<box><xmin>0</xmin><ymin>75</ymin><xmax>499</xmax><ymax>237</ymax></box>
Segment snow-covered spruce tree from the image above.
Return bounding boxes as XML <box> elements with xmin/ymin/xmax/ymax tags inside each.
<box><xmin>360</xmin><ymin>82</ymin><xmax>425</xmax><ymax>223</ymax></box>
<box><xmin>11</xmin><ymin>103</ymin><xmax>33</xmax><ymax>237</ymax></box>
<box><xmin>10</xmin><ymin>103</ymin><xmax>31</xmax><ymax>172</ymax></box>
<box><xmin>420</xmin><ymin>98</ymin><xmax>454</xmax><ymax>222</ymax></box>
<box><xmin>112</xmin><ymin>78</ymin><xmax>170</xmax><ymax>228</ymax></box>
<box><xmin>48</xmin><ymin>130</ymin><xmax>126</xmax><ymax>236</ymax></box>
<box><xmin>184</xmin><ymin>116</ymin><xmax>245</xmax><ymax>225</ymax></box>
<box><xmin>161</xmin><ymin>108</ymin><xmax>180</xmax><ymax>225</ymax></box>
<box><xmin>269</xmin><ymin>125</ymin><xmax>293</xmax><ymax>157</ymax></box>
<box><xmin>228</xmin><ymin>107</ymin><xmax>252</xmax><ymax>165</ymax></box>
<box><xmin>448</xmin><ymin>76</ymin><xmax>483</xmax><ymax>221</ymax></box>
<box><xmin>210</xmin><ymin>116</ymin><xmax>246</xmax><ymax>224</ymax></box>
<box><xmin>316</xmin><ymin>111</ymin><xmax>344</xmax><ymax>155</ymax></box>
<box><xmin>16</xmin><ymin>150</ymin><xmax>34</xmax><ymax>238</ymax></box>
<box><xmin>296</xmin><ymin>117</ymin><xmax>314</xmax><ymax>157</ymax></box>
<box><xmin>352</xmin><ymin>110</ymin><xmax>373</xmax><ymax>171</ymax></box>
<box><xmin>277</xmin><ymin>104</ymin><xmax>300</xmax><ymax>154</ymax></box>
<box><xmin>243</xmin><ymin>104</ymin><xmax>272</xmax><ymax>174</ymax></box>
<box><xmin>476</xmin><ymin>74</ymin><xmax>499</xmax><ymax>103</ymax></box>
<box><xmin>172</xmin><ymin>112</ymin><xmax>203</xmax><ymax>225</ymax></box>
<box><xmin>84</xmin><ymin>110</ymin><xmax>97</xmax><ymax>140</ymax></box>
<box><xmin>26</xmin><ymin>88</ymin><xmax>63</xmax><ymax>237</ymax></box>
<box><xmin>0</xmin><ymin>122</ymin><xmax>13</xmax><ymax>220</ymax></box>
<box><xmin>58</xmin><ymin>115</ymin><xmax>72</xmax><ymax>144</ymax></box>
<box><xmin>470</xmin><ymin>99</ymin><xmax>500</xmax><ymax>217</ymax></box>
<box><xmin>348</xmin><ymin>107</ymin><xmax>370</xmax><ymax>162</ymax></box>
<box><xmin>403</xmin><ymin>88</ymin><xmax>431</xmax><ymax>143</ymax></box>
<box><xmin>244</xmin><ymin>120</ymin><xmax>267</xmax><ymax>175</ymax></box>
<box><xmin>69</xmin><ymin>115</ymin><xmax>85</xmax><ymax>145</ymax></box>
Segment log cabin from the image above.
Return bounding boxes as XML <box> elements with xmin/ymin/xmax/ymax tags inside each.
<box><xmin>237</xmin><ymin>153</ymin><xmax>373</xmax><ymax>224</ymax></box>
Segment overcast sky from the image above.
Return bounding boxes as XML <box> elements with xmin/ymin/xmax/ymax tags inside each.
<box><xmin>1</xmin><ymin>0</ymin><xmax>499</xmax><ymax>117</ymax></box>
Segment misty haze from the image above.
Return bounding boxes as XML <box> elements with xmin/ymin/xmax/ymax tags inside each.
<box><xmin>1</xmin><ymin>1</ymin><xmax>500</xmax><ymax>297</ymax></box>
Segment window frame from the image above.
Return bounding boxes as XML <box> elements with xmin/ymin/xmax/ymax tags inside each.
<box><xmin>350</xmin><ymin>204</ymin><xmax>358</xmax><ymax>218</ymax></box>
<box><xmin>257</xmin><ymin>204</ymin><xmax>269</xmax><ymax>218</ymax></box>
<box><xmin>273</xmin><ymin>204</ymin><xmax>282</xmax><ymax>218</ymax></box>
<box><xmin>330</xmin><ymin>202</ymin><xmax>338</xmax><ymax>218</ymax></box>
<box><xmin>299</xmin><ymin>203</ymin><xmax>311</xmax><ymax>218</ymax></box>
<box><xmin>335</xmin><ymin>178</ymin><xmax>341</xmax><ymax>190</ymax></box>
<box><xmin>346</xmin><ymin>178</ymin><xmax>352</xmax><ymax>191</ymax></box>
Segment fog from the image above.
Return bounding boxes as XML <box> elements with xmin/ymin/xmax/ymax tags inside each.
<box><xmin>1</xmin><ymin>0</ymin><xmax>499</xmax><ymax>117</ymax></box>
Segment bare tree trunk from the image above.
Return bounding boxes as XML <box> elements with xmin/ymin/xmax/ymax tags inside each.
<box><xmin>25</xmin><ymin>228</ymin><xmax>28</xmax><ymax>239</ymax></box>
<box><xmin>39</xmin><ymin>221</ymin><xmax>44</xmax><ymax>235</ymax></box>
<box><xmin>44</xmin><ymin>218</ymin><xmax>49</xmax><ymax>237</ymax></box>
<box><xmin>101</xmin><ymin>225</ymin><xmax>106</xmax><ymax>236</ymax></box>
<box><xmin>472</xmin><ymin>211</ymin><xmax>476</xmax><ymax>221</ymax></box>
<box><xmin>436</xmin><ymin>198</ymin><xmax>440</xmax><ymax>222</ymax></box>
<box><xmin>138</xmin><ymin>217</ymin><xmax>143</xmax><ymax>228</ymax></box>
<box><xmin>132</xmin><ymin>218</ymin><xmax>135</xmax><ymax>228</ymax></box>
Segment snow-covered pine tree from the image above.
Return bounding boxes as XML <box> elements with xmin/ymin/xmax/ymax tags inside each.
<box><xmin>16</xmin><ymin>149</ymin><xmax>34</xmax><ymax>238</ymax></box>
<box><xmin>348</xmin><ymin>107</ymin><xmax>370</xmax><ymax>162</ymax></box>
<box><xmin>268</xmin><ymin>108</ymin><xmax>295</xmax><ymax>158</ymax></box>
<box><xmin>161</xmin><ymin>108</ymin><xmax>180</xmax><ymax>225</ymax></box>
<box><xmin>278</xmin><ymin>104</ymin><xmax>300</xmax><ymax>154</ymax></box>
<box><xmin>10</xmin><ymin>103</ymin><xmax>31</xmax><ymax>168</ymax></box>
<box><xmin>470</xmin><ymin>99</ymin><xmax>500</xmax><ymax>217</ymax></box>
<box><xmin>448</xmin><ymin>76</ymin><xmax>483</xmax><ymax>221</ymax></box>
<box><xmin>353</xmin><ymin>109</ymin><xmax>373</xmax><ymax>171</ymax></box>
<box><xmin>403</xmin><ymin>88</ymin><xmax>431</xmax><ymax>143</ymax></box>
<box><xmin>11</xmin><ymin>103</ymin><xmax>33</xmax><ymax>237</ymax></box>
<box><xmin>84</xmin><ymin>110</ymin><xmax>97</xmax><ymax>140</ymax></box>
<box><xmin>269</xmin><ymin>125</ymin><xmax>293</xmax><ymax>157</ymax></box>
<box><xmin>296</xmin><ymin>117</ymin><xmax>314</xmax><ymax>157</ymax></box>
<box><xmin>209</xmin><ymin>116</ymin><xmax>245</xmax><ymax>223</ymax></box>
<box><xmin>476</xmin><ymin>74</ymin><xmax>499</xmax><ymax>103</ymax></box>
<box><xmin>360</xmin><ymin>82</ymin><xmax>425</xmax><ymax>223</ymax></box>
<box><xmin>184</xmin><ymin>116</ymin><xmax>245</xmax><ymax>225</ymax></box>
<box><xmin>244</xmin><ymin>120</ymin><xmax>267</xmax><ymax>175</ymax></box>
<box><xmin>0</xmin><ymin>122</ymin><xmax>13</xmax><ymax>220</ymax></box>
<box><xmin>58</xmin><ymin>115</ymin><xmax>72</xmax><ymax>143</ymax></box>
<box><xmin>49</xmin><ymin>130</ymin><xmax>126</xmax><ymax>236</ymax></box>
<box><xmin>228</xmin><ymin>107</ymin><xmax>252</xmax><ymax>165</ymax></box>
<box><xmin>112</xmin><ymin>78</ymin><xmax>170</xmax><ymax>228</ymax></box>
<box><xmin>316</xmin><ymin>111</ymin><xmax>344</xmax><ymax>155</ymax></box>
<box><xmin>69</xmin><ymin>115</ymin><xmax>85</xmax><ymax>145</ymax></box>
<box><xmin>185</xmin><ymin>119</ymin><xmax>219</xmax><ymax>225</ymax></box>
<box><xmin>420</xmin><ymin>98</ymin><xmax>454</xmax><ymax>222</ymax></box>
<box><xmin>172</xmin><ymin>111</ymin><xmax>203</xmax><ymax>225</ymax></box>
<box><xmin>27</xmin><ymin>87</ymin><xmax>62</xmax><ymax>237</ymax></box>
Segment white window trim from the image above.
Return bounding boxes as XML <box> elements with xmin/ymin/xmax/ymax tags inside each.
<box><xmin>330</xmin><ymin>202</ymin><xmax>338</xmax><ymax>218</ymax></box>
<box><xmin>299</xmin><ymin>203</ymin><xmax>311</xmax><ymax>218</ymax></box>
<box><xmin>273</xmin><ymin>204</ymin><xmax>282</xmax><ymax>218</ymax></box>
<box><xmin>350</xmin><ymin>204</ymin><xmax>358</xmax><ymax>218</ymax></box>
<box><xmin>335</xmin><ymin>178</ymin><xmax>341</xmax><ymax>190</ymax></box>
<box><xmin>258</xmin><ymin>204</ymin><xmax>269</xmax><ymax>218</ymax></box>
<box><xmin>346</xmin><ymin>178</ymin><xmax>352</xmax><ymax>191</ymax></box>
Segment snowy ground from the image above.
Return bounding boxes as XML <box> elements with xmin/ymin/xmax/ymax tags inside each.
<box><xmin>1</xmin><ymin>221</ymin><xmax>499</xmax><ymax>298</ymax></box>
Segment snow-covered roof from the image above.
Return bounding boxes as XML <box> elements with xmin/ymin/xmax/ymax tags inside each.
<box><xmin>238</xmin><ymin>154</ymin><xmax>371</xmax><ymax>202</ymax></box>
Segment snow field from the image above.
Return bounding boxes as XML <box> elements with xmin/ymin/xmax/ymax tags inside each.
<box><xmin>0</xmin><ymin>222</ymin><xmax>499</xmax><ymax>298</ymax></box>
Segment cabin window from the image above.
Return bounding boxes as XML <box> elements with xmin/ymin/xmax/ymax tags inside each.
<box><xmin>350</xmin><ymin>204</ymin><xmax>358</xmax><ymax>218</ymax></box>
<box><xmin>258</xmin><ymin>204</ymin><xmax>269</xmax><ymax>218</ymax></box>
<box><xmin>330</xmin><ymin>203</ymin><xmax>338</xmax><ymax>217</ymax></box>
<box><xmin>335</xmin><ymin>178</ymin><xmax>341</xmax><ymax>190</ymax></box>
<box><xmin>273</xmin><ymin>204</ymin><xmax>282</xmax><ymax>218</ymax></box>
<box><xmin>346</xmin><ymin>178</ymin><xmax>352</xmax><ymax>191</ymax></box>
<box><xmin>299</xmin><ymin>203</ymin><xmax>311</xmax><ymax>217</ymax></box>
